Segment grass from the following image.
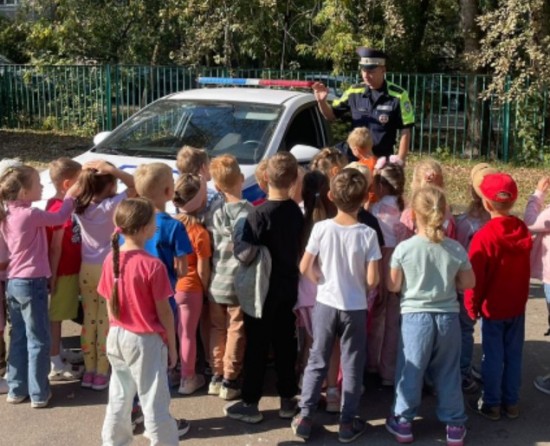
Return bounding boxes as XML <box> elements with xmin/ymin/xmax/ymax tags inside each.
<box><xmin>1</xmin><ymin>129</ymin><xmax>547</xmax><ymax>214</ymax></box>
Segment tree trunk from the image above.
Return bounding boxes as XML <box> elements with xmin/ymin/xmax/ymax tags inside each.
<box><xmin>460</xmin><ymin>0</ymin><xmax>492</xmax><ymax>158</ymax></box>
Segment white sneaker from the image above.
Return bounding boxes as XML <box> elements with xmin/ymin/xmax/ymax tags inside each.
<box><xmin>60</xmin><ymin>349</ymin><xmax>84</xmax><ymax>365</ymax></box>
<box><xmin>0</xmin><ymin>378</ymin><xmax>8</xmax><ymax>394</ymax></box>
<box><xmin>178</xmin><ymin>374</ymin><xmax>206</xmax><ymax>395</ymax></box>
<box><xmin>49</xmin><ymin>363</ymin><xmax>84</xmax><ymax>381</ymax></box>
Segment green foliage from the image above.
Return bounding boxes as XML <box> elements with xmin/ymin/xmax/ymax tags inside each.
<box><xmin>0</xmin><ymin>16</ymin><xmax>29</xmax><ymax>63</ymax></box>
<box><xmin>512</xmin><ymin>94</ymin><xmax>550</xmax><ymax>166</ymax></box>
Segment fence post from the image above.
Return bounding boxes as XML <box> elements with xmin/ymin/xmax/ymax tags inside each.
<box><xmin>502</xmin><ymin>76</ymin><xmax>511</xmax><ymax>162</ymax></box>
<box><xmin>105</xmin><ymin>64</ymin><xmax>112</xmax><ymax>130</ymax></box>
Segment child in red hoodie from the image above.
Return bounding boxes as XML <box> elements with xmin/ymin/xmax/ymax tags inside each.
<box><xmin>465</xmin><ymin>172</ymin><xmax>532</xmax><ymax>421</ymax></box>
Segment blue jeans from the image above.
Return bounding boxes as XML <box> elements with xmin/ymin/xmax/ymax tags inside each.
<box><xmin>393</xmin><ymin>312</ymin><xmax>466</xmax><ymax>425</ymax></box>
<box><xmin>299</xmin><ymin>302</ymin><xmax>366</xmax><ymax>423</ymax></box>
<box><xmin>458</xmin><ymin>292</ymin><xmax>475</xmax><ymax>378</ymax></box>
<box><xmin>481</xmin><ymin>314</ymin><xmax>524</xmax><ymax>406</ymax></box>
<box><xmin>6</xmin><ymin>278</ymin><xmax>51</xmax><ymax>402</ymax></box>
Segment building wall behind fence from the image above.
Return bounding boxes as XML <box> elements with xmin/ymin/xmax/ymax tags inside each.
<box><xmin>0</xmin><ymin>65</ymin><xmax>548</xmax><ymax>162</ymax></box>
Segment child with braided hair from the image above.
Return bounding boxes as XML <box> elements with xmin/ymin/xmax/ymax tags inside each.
<box><xmin>98</xmin><ymin>198</ymin><xmax>189</xmax><ymax>445</ymax></box>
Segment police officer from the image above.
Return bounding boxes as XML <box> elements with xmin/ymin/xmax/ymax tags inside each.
<box><xmin>313</xmin><ymin>47</ymin><xmax>415</xmax><ymax>161</ymax></box>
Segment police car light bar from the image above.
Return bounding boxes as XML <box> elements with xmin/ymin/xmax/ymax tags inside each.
<box><xmin>198</xmin><ymin>77</ymin><xmax>315</xmax><ymax>88</ymax></box>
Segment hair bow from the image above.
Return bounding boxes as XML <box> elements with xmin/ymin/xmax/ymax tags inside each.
<box><xmin>374</xmin><ymin>155</ymin><xmax>403</xmax><ymax>170</ymax></box>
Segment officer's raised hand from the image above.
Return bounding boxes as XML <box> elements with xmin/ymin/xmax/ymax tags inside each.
<box><xmin>312</xmin><ymin>82</ymin><xmax>329</xmax><ymax>102</ymax></box>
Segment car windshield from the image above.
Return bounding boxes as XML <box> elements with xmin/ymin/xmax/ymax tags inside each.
<box><xmin>94</xmin><ymin>99</ymin><xmax>282</xmax><ymax>164</ymax></box>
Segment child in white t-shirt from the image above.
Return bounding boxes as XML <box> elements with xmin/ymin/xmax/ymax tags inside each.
<box><xmin>291</xmin><ymin>168</ymin><xmax>381</xmax><ymax>444</ymax></box>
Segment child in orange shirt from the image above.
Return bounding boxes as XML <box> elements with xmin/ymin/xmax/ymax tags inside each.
<box><xmin>173</xmin><ymin>173</ymin><xmax>212</xmax><ymax>395</ymax></box>
<box><xmin>347</xmin><ymin>127</ymin><xmax>377</xmax><ymax>204</ymax></box>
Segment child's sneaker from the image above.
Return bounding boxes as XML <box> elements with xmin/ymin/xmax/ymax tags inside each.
<box><xmin>81</xmin><ymin>372</ymin><xmax>94</xmax><ymax>388</ymax></box>
<box><xmin>468</xmin><ymin>398</ymin><xmax>500</xmax><ymax>421</ymax></box>
<box><xmin>208</xmin><ymin>375</ymin><xmax>223</xmax><ymax>395</ymax></box>
<box><xmin>31</xmin><ymin>391</ymin><xmax>52</xmax><ymax>409</ymax></box>
<box><xmin>446</xmin><ymin>425</ymin><xmax>466</xmax><ymax>446</ymax></box>
<box><xmin>385</xmin><ymin>416</ymin><xmax>414</xmax><ymax>443</ymax></box>
<box><xmin>61</xmin><ymin>348</ymin><xmax>84</xmax><ymax>365</ymax></box>
<box><xmin>219</xmin><ymin>379</ymin><xmax>241</xmax><ymax>401</ymax></box>
<box><xmin>6</xmin><ymin>394</ymin><xmax>28</xmax><ymax>404</ymax></box>
<box><xmin>92</xmin><ymin>373</ymin><xmax>110</xmax><ymax>391</ymax></box>
<box><xmin>461</xmin><ymin>375</ymin><xmax>479</xmax><ymax>394</ymax></box>
<box><xmin>131</xmin><ymin>405</ymin><xmax>144</xmax><ymax>433</ymax></box>
<box><xmin>502</xmin><ymin>404</ymin><xmax>519</xmax><ymax>419</ymax></box>
<box><xmin>176</xmin><ymin>418</ymin><xmax>190</xmax><ymax>439</ymax></box>
<box><xmin>534</xmin><ymin>374</ymin><xmax>550</xmax><ymax>395</ymax></box>
<box><xmin>279</xmin><ymin>397</ymin><xmax>298</xmax><ymax>419</ymax></box>
<box><xmin>471</xmin><ymin>365</ymin><xmax>482</xmax><ymax>382</ymax></box>
<box><xmin>338</xmin><ymin>417</ymin><xmax>366</xmax><ymax>443</ymax></box>
<box><xmin>326</xmin><ymin>386</ymin><xmax>341</xmax><ymax>413</ymax></box>
<box><xmin>178</xmin><ymin>374</ymin><xmax>205</xmax><ymax>395</ymax></box>
<box><xmin>49</xmin><ymin>363</ymin><xmax>84</xmax><ymax>381</ymax></box>
<box><xmin>0</xmin><ymin>377</ymin><xmax>8</xmax><ymax>394</ymax></box>
<box><xmin>224</xmin><ymin>400</ymin><xmax>263</xmax><ymax>423</ymax></box>
<box><xmin>291</xmin><ymin>414</ymin><xmax>313</xmax><ymax>439</ymax></box>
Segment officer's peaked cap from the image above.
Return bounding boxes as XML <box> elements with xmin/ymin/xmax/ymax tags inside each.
<box><xmin>357</xmin><ymin>47</ymin><xmax>387</xmax><ymax>69</ymax></box>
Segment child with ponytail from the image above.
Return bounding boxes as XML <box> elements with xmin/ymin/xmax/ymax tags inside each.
<box><xmin>367</xmin><ymin>156</ymin><xmax>407</xmax><ymax>386</ymax></box>
<box><xmin>98</xmin><ymin>198</ymin><xmax>188</xmax><ymax>445</ymax></box>
<box><xmin>172</xmin><ymin>173</ymin><xmax>212</xmax><ymax>395</ymax></box>
<box><xmin>386</xmin><ymin>186</ymin><xmax>474</xmax><ymax>446</ymax></box>
<box><xmin>73</xmin><ymin>160</ymin><xmax>136</xmax><ymax>390</ymax></box>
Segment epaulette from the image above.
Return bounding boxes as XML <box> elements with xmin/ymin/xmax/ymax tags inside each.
<box><xmin>387</xmin><ymin>82</ymin><xmax>405</xmax><ymax>95</ymax></box>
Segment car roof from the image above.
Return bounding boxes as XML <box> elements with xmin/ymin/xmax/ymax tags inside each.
<box><xmin>166</xmin><ymin>87</ymin><xmax>313</xmax><ymax>105</ymax></box>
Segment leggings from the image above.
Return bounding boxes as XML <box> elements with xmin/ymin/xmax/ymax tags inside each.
<box><xmin>80</xmin><ymin>263</ymin><xmax>110</xmax><ymax>376</ymax></box>
<box><xmin>175</xmin><ymin>291</ymin><xmax>203</xmax><ymax>378</ymax></box>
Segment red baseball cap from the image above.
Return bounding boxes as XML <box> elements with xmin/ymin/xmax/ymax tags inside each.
<box><xmin>478</xmin><ymin>173</ymin><xmax>518</xmax><ymax>203</ymax></box>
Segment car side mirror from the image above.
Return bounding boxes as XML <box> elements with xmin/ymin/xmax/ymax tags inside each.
<box><xmin>290</xmin><ymin>144</ymin><xmax>320</xmax><ymax>164</ymax></box>
<box><xmin>93</xmin><ymin>131</ymin><xmax>112</xmax><ymax>146</ymax></box>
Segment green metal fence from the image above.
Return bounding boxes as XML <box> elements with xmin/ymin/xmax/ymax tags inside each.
<box><xmin>0</xmin><ymin>65</ymin><xmax>548</xmax><ymax>161</ymax></box>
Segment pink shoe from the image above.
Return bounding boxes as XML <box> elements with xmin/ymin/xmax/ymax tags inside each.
<box><xmin>92</xmin><ymin>374</ymin><xmax>110</xmax><ymax>391</ymax></box>
<box><xmin>81</xmin><ymin>372</ymin><xmax>94</xmax><ymax>388</ymax></box>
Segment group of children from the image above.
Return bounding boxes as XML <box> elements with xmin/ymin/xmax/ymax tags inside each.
<box><xmin>0</xmin><ymin>123</ymin><xmax>547</xmax><ymax>445</ymax></box>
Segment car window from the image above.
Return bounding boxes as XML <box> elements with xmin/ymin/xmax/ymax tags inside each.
<box><xmin>94</xmin><ymin>99</ymin><xmax>282</xmax><ymax>164</ymax></box>
<box><xmin>280</xmin><ymin>105</ymin><xmax>323</xmax><ymax>151</ymax></box>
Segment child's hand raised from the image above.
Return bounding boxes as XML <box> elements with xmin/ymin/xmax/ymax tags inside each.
<box><xmin>83</xmin><ymin>160</ymin><xmax>115</xmax><ymax>175</ymax></box>
<box><xmin>536</xmin><ymin>177</ymin><xmax>550</xmax><ymax>194</ymax></box>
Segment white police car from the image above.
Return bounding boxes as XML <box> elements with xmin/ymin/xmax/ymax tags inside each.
<box><xmin>40</xmin><ymin>79</ymin><xmax>329</xmax><ymax>209</ymax></box>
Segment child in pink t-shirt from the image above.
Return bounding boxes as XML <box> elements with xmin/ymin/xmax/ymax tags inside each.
<box><xmin>97</xmin><ymin>198</ymin><xmax>188</xmax><ymax>445</ymax></box>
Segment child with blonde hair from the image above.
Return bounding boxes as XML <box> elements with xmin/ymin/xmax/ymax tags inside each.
<box><xmin>0</xmin><ymin>164</ymin><xmax>79</xmax><ymax>407</ymax></box>
<box><xmin>172</xmin><ymin>173</ymin><xmax>212</xmax><ymax>395</ymax></box>
<box><xmin>455</xmin><ymin>163</ymin><xmax>492</xmax><ymax>393</ymax></box>
<box><xmin>401</xmin><ymin>158</ymin><xmax>456</xmax><ymax>239</ymax></box>
<box><xmin>74</xmin><ymin>160</ymin><xmax>136</xmax><ymax>391</ymax></box>
<box><xmin>208</xmin><ymin>154</ymin><xmax>252</xmax><ymax>400</ymax></box>
<box><xmin>347</xmin><ymin>127</ymin><xmax>377</xmax><ymax>173</ymax></box>
<box><xmin>310</xmin><ymin>147</ymin><xmax>348</xmax><ymax>179</ymax></box>
<box><xmin>98</xmin><ymin>198</ymin><xmax>188</xmax><ymax>444</ymax></box>
<box><xmin>46</xmin><ymin>157</ymin><xmax>83</xmax><ymax>381</ymax></box>
<box><xmin>386</xmin><ymin>185</ymin><xmax>474</xmax><ymax>446</ymax></box>
<box><xmin>252</xmin><ymin>159</ymin><xmax>269</xmax><ymax>206</ymax></box>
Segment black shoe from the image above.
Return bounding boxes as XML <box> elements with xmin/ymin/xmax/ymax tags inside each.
<box><xmin>224</xmin><ymin>401</ymin><xmax>263</xmax><ymax>423</ymax></box>
<box><xmin>291</xmin><ymin>414</ymin><xmax>313</xmax><ymax>440</ymax></box>
<box><xmin>338</xmin><ymin>417</ymin><xmax>366</xmax><ymax>443</ymax></box>
<box><xmin>279</xmin><ymin>397</ymin><xmax>298</xmax><ymax>419</ymax></box>
<box><xmin>176</xmin><ymin>418</ymin><xmax>191</xmax><ymax>438</ymax></box>
<box><xmin>468</xmin><ymin>398</ymin><xmax>501</xmax><ymax>421</ymax></box>
<box><xmin>462</xmin><ymin>376</ymin><xmax>479</xmax><ymax>394</ymax></box>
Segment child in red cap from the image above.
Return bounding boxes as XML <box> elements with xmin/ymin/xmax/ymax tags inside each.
<box><xmin>465</xmin><ymin>172</ymin><xmax>532</xmax><ymax>421</ymax></box>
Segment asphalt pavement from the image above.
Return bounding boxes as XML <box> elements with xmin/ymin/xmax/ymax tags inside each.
<box><xmin>1</xmin><ymin>283</ymin><xmax>549</xmax><ymax>446</ymax></box>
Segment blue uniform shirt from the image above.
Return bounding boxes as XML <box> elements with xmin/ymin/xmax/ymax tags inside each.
<box><xmin>332</xmin><ymin>80</ymin><xmax>415</xmax><ymax>158</ymax></box>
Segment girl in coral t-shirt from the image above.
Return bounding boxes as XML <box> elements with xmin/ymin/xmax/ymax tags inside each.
<box><xmin>173</xmin><ymin>174</ymin><xmax>212</xmax><ymax>396</ymax></box>
<box><xmin>98</xmin><ymin>197</ymin><xmax>188</xmax><ymax>445</ymax></box>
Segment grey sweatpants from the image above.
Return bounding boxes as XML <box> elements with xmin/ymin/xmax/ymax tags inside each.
<box><xmin>298</xmin><ymin>301</ymin><xmax>366</xmax><ymax>423</ymax></box>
